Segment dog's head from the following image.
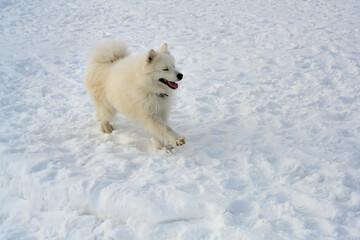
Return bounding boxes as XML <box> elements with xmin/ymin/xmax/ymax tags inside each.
<box><xmin>144</xmin><ymin>43</ymin><xmax>183</xmax><ymax>92</ymax></box>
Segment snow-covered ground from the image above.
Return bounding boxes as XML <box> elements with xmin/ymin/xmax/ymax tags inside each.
<box><xmin>1</xmin><ymin>0</ymin><xmax>360</xmax><ymax>239</ymax></box>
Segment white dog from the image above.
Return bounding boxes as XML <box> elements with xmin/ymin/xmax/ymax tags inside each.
<box><xmin>84</xmin><ymin>39</ymin><xmax>185</xmax><ymax>150</ymax></box>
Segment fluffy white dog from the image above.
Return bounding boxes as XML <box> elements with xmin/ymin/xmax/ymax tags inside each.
<box><xmin>84</xmin><ymin>39</ymin><xmax>185</xmax><ymax>150</ymax></box>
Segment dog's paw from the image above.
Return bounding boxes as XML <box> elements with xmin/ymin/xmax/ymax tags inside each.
<box><xmin>175</xmin><ymin>137</ymin><xmax>186</xmax><ymax>146</ymax></box>
<box><xmin>101</xmin><ymin>122</ymin><xmax>114</xmax><ymax>134</ymax></box>
<box><xmin>166</xmin><ymin>145</ymin><xmax>175</xmax><ymax>151</ymax></box>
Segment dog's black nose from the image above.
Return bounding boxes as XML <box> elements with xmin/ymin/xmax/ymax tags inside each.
<box><xmin>177</xmin><ymin>73</ymin><xmax>183</xmax><ymax>80</ymax></box>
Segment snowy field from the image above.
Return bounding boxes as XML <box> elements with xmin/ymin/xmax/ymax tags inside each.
<box><xmin>1</xmin><ymin>0</ymin><xmax>360</xmax><ymax>239</ymax></box>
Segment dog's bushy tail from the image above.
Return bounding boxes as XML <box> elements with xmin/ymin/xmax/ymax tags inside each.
<box><xmin>89</xmin><ymin>39</ymin><xmax>129</xmax><ymax>64</ymax></box>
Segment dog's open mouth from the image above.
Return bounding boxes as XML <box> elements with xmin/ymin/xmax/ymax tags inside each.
<box><xmin>159</xmin><ymin>78</ymin><xmax>178</xmax><ymax>89</ymax></box>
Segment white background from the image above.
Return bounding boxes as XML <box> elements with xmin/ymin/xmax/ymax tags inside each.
<box><xmin>1</xmin><ymin>0</ymin><xmax>360</xmax><ymax>239</ymax></box>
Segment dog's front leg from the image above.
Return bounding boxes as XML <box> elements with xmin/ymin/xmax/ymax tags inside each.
<box><xmin>142</xmin><ymin>116</ymin><xmax>185</xmax><ymax>147</ymax></box>
<box><xmin>152</xmin><ymin>137</ymin><xmax>165</xmax><ymax>150</ymax></box>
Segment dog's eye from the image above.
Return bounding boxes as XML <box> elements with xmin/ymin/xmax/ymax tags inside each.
<box><xmin>162</xmin><ymin>68</ymin><xmax>169</xmax><ymax>72</ymax></box>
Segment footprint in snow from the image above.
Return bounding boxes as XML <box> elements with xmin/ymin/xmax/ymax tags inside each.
<box><xmin>227</xmin><ymin>199</ymin><xmax>253</xmax><ymax>216</ymax></box>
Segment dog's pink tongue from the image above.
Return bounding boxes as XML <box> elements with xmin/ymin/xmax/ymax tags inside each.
<box><xmin>169</xmin><ymin>81</ymin><xmax>178</xmax><ymax>89</ymax></box>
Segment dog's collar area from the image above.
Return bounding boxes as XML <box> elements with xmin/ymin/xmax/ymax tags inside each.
<box><xmin>158</xmin><ymin>93</ymin><xmax>169</xmax><ymax>98</ymax></box>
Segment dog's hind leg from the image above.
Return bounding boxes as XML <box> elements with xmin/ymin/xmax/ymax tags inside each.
<box><xmin>98</xmin><ymin>106</ymin><xmax>115</xmax><ymax>133</ymax></box>
<box><xmin>91</xmin><ymin>94</ymin><xmax>115</xmax><ymax>134</ymax></box>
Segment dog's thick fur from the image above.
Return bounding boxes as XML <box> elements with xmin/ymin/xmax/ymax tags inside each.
<box><xmin>84</xmin><ymin>39</ymin><xmax>185</xmax><ymax>149</ymax></box>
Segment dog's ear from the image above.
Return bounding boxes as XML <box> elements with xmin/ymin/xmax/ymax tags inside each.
<box><xmin>146</xmin><ymin>49</ymin><xmax>157</xmax><ymax>64</ymax></box>
<box><xmin>159</xmin><ymin>43</ymin><xmax>169</xmax><ymax>54</ymax></box>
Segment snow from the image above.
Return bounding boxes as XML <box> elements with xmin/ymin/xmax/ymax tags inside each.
<box><xmin>1</xmin><ymin>0</ymin><xmax>360</xmax><ymax>239</ymax></box>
